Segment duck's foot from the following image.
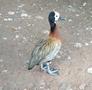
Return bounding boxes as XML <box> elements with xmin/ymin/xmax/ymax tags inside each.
<box><xmin>41</xmin><ymin>63</ymin><xmax>48</xmax><ymax>72</ymax></box>
<box><xmin>47</xmin><ymin>66</ymin><xmax>59</xmax><ymax>76</ymax></box>
<box><xmin>41</xmin><ymin>62</ymin><xmax>59</xmax><ymax>76</ymax></box>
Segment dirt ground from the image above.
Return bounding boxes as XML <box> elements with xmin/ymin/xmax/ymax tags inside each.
<box><xmin>0</xmin><ymin>0</ymin><xmax>92</xmax><ymax>90</ymax></box>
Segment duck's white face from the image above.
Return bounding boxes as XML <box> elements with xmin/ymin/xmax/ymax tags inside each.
<box><xmin>54</xmin><ymin>11</ymin><xmax>60</xmax><ymax>22</ymax></box>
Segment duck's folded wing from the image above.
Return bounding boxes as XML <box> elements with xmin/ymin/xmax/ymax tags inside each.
<box><xmin>28</xmin><ymin>39</ymin><xmax>55</xmax><ymax>68</ymax></box>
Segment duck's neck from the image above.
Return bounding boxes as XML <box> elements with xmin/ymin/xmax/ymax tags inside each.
<box><xmin>50</xmin><ymin>22</ymin><xmax>56</xmax><ymax>32</ymax></box>
<box><xmin>49</xmin><ymin>22</ymin><xmax>61</xmax><ymax>40</ymax></box>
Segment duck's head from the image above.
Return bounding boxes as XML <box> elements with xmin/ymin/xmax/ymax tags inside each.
<box><xmin>48</xmin><ymin>11</ymin><xmax>60</xmax><ymax>24</ymax></box>
<box><xmin>48</xmin><ymin>11</ymin><xmax>64</xmax><ymax>24</ymax></box>
<box><xmin>48</xmin><ymin>11</ymin><xmax>64</xmax><ymax>32</ymax></box>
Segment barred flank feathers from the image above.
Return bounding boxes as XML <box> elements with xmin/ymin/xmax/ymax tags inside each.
<box><xmin>28</xmin><ymin>37</ymin><xmax>59</xmax><ymax>70</ymax></box>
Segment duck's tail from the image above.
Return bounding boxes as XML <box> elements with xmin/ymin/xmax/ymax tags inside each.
<box><xmin>28</xmin><ymin>64</ymin><xmax>34</xmax><ymax>70</ymax></box>
<box><xmin>28</xmin><ymin>60</ymin><xmax>35</xmax><ymax>70</ymax></box>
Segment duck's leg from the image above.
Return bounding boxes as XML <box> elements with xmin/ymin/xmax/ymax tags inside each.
<box><xmin>46</xmin><ymin>62</ymin><xmax>59</xmax><ymax>75</ymax></box>
<box><xmin>40</xmin><ymin>62</ymin><xmax>59</xmax><ymax>75</ymax></box>
<box><xmin>41</xmin><ymin>63</ymin><xmax>48</xmax><ymax>72</ymax></box>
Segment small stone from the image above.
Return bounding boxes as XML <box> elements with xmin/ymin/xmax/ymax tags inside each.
<box><xmin>71</xmin><ymin>26</ymin><xmax>75</xmax><ymax>28</ymax></box>
<box><xmin>17</xmin><ymin>26</ymin><xmax>21</xmax><ymax>30</ymax></box>
<box><xmin>3</xmin><ymin>37</ymin><xmax>7</xmax><ymax>40</ymax></box>
<box><xmin>77</xmin><ymin>33</ymin><xmax>80</xmax><ymax>36</ymax></box>
<box><xmin>23</xmin><ymin>37</ymin><xmax>27</xmax><ymax>40</ymax></box>
<box><xmin>40</xmin><ymin>7</ymin><xmax>43</xmax><ymax>11</ymax></box>
<box><xmin>84</xmin><ymin>42</ymin><xmax>89</xmax><ymax>46</ymax></box>
<box><xmin>27</xmin><ymin>24</ymin><xmax>31</xmax><ymax>26</ymax></box>
<box><xmin>90</xmin><ymin>27</ymin><xmax>92</xmax><ymax>30</ymax></box>
<box><xmin>79</xmin><ymin>83</ymin><xmax>86</xmax><ymax>90</ymax></box>
<box><xmin>0</xmin><ymin>59</ymin><xmax>3</xmax><ymax>62</ymax></box>
<box><xmin>8</xmin><ymin>11</ymin><xmax>15</xmax><ymax>15</ymax></box>
<box><xmin>0</xmin><ymin>13</ymin><xmax>2</xmax><ymax>15</ymax></box>
<box><xmin>2</xmin><ymin>69</ymin><xmax>8</xmax><ymax>73</ymax></box>
<box><xmin>87</xmin><ymin>67</ymin><xmax>92</xmax><ymax>74</ymax></box>
<box><xmin>86</xmin><ymin>27</ymin><xmax>89</xmax><ymax>30</ymax></box>
<box><xmin>4</xmin><ymin>18</ymin><xmax>13</xmax><ymax>21</ymax></box>
<box><xmin>90</xmin><ymin>41</ymin><xmax>92</xmax><ymax>44</ymax></box>
<box><xmin>76</xmin><ymin>14</ymin><xmax>79</xmax><ymax>17</ymax></box>
<box><xmin>83</xmin><ymin>2</ymin><xmax>87</xmax><ymax>6</ymax></box>
<box><xmin>74</xmin><ymin>43</ymin><xmax>82</xmax><ymax>48</ymax></box>
<box><xmin>43</xmin><ymin>30</ymin><xmax>49</xmax><ymax>34</ymax></box>
<box><xmin>67</xmin><ymin>56</ymin><xmax>71</xmax><ymax>60</ymax></box>
<box><xmin>68</xmin><ymin>5</ymin><xmax>73</xmax><ymax>8</ymax></box>
<box><xmin>32</xmin><ymin>3</ymin><xmax>36</xmax><ymax>6</ymax></box>
<box><xmin>56</xmin><ymin>0</ymin><xmax>58</xmax><ymax>2</ymax></box>
<box><xmin>0</xmin><ymin>86</ymin><xmax>3</xmax><ymax>90</ymax></box>
<box><xmin>68</xmin><ymin>19</ymin><xmax>72</xmax><ymax>22</ymax></box>
<box><xmin>8</xmin><ymin>18</ymin><xmax>13</xmax><ymax>21</ymax></box>
<box><xmin>59</xmin><ymin>83</ymin><xmax>72</xmax><ymax>90</ymax></box>
<box><xmin>15</xmin><ymin>35</ymin><xmax>19</xmax><ymax>39</ymax></box>
<box><xmin>56</xmin><ymin>55</ymin><xmax>61</xmax><ymax>59</ymax></box>
<box><xmin>35</xmin><ymin>16</ymin><xmax>44</xmax><ymax>20</ymax></box>
<box><xmin>4</xmin><ymin>18</ymin><xmax>8</xmax><ymax>21</ymax></box>
<box><xmin>21</xmin><ymin>13</ymin><xmax>28</xmax><ymax>17</ymax></box>
<box><xmin>18</xmin><ymin>4</ymin><xmax>25</xmax><ymax>8</ymax></box>
<box><xmin>24</xmin><ymin>88</ymin><xmax>27</xmax><ymax>90</ymax></box>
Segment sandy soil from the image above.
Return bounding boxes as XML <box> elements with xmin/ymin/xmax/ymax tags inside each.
<box><xmin>0</xmin><ymin>0</ymin><xmax>92</xmax><ymax>90</ymax></box>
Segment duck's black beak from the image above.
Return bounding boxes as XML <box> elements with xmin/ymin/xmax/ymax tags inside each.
<box><xmin>59</xmin><ymin>16</ymin><xmax>65</xmax><ymax>21</ymax></box>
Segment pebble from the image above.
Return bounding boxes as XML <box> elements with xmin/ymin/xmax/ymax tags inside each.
<box><xmin>67</xmin><ymin>56</ymin><xmax>71</xmax><ymax>60</ymax></box>
<box><xmin>56</xmin><ymin>55</ymin><xmax>61</xmax><ymax>59</ymax></box>
<box><xmin>4</xmin><ymin>18</ymin><xmax>13</xmax><ymax>21</ymax></box>
<box><xmin>76</xmin><ymin>14</ymin><xmax>80</xmax><ymax>17</ymax></box>
<box><xmin>0</xmin><ymin>86</ymin><xmax>3</xmax><ymax>90</ymax></box>
<box><xmin>32</xmin><ymin>3</ymin><xmax>36</xmax><ymax>7</ymax></box>
<box><xmin>16</xmin><ymin>26</ymin><xmax>21</xmax><ymax>30</ymax></box>
<box><xmin>86</xmin><ymin>27</ymin><xmax>89</xmax><ymax>30</ymax></box>
<box><xmin>43</xmin><ymin>30</ymin><xmax>49</xmax><ymax>34</ymax></box>
<box><xmin>21</xmin><ymin>13</ymin><xmax>28</xmax><ymax>17</ymax></box>
<box><xmin>40</xmin><ymin>7</ymin><xmax>43</xmax><ymax>11</ymax></box>
<box><xmin>76</xmin><ymin>33</ymin><xmax>80</xmax><ymax>36</ymax></box>
<box><xmin>23</xmin><ymin>37</ymin><xmax>27</xmax><ymax>40</ymax></box>
<box><xmin>74</xmin><ymin>43</ymin><xmax>82</xmax><ymax>48</ymax></box>
<box><xmin>56</xmin><ymin>0</ymin><xmax>58</xmax><ymax>2</ymax></box>
<box><xmin>0</xmin><ymin>59</ymin><xmax>3</xmax><ymax>62</ymax></box>
<box><xmin>24</xmin><ymin>88</ymin><xmax>27</xmax><ymax>90</ymax></box>
<box><xmin>84</xmin><ymin>42</ymin><xmax>89</xmax><ymax>46</ymax></box>
<box><xmin>87</xmin><ymin>67</ymin><xmax>92</xmax><ymax>74</ymax></box>
<box><xmin>15</xmin><ymin>35</ymin><xmax>19</xmax><ymax>39</ymax></box>
<box><xmin>68</xmin><ymin>5</ymin><xmax>73</xmax><ymax>8</ymax></box>
<box><xmin>35</xmin><ymin>16</ymin><xmax>44</xmax><ymax>20</ymax></box>
<box><xmin>79</xmin><ymin>83</ymin><xmax>86</xmax><ymax>90</ymax></box>
<box><xmin>0</xmin><ymin>13</ymin><xmax>2</xmax><ymax>16</ymax></box>
<box><xmin>2</xmin><ymin>69</ymin><xmax>8</xmax><ymax>73</ymax></box>
<box><xmin>59</xmin><ymin>83</ymin><xmax>72</xmax><ymax>90</ymax></box>
<box><xmin>68</xmin><ymin>19</ymin><xmax>72</xmax><ymax>22</ymax></box>
<box><xmin>27</xmin><ymin>24</ymin><xmax>31</xmax><ymax>26</ymax></box>
<box><xmin>82</xmin><ymin>2</ymin><xmax>87</xmax><ymax>6</ymax></box>
<box><xmin>18</xmin><ymin>4</ymin><xmax>25</xmax><ymax>8</ymax></box>
<box><xmin>8</xmin><ymin>11</ymin><xmax>15</xmax><ymax>15</ymax></box>
<box><xmin>3</xmin><ymin>37</ymin><xmax>7</xmax><ymax>40</ymax></box>
<box><xmin>90</xmin><ymin>41</ymin><xmax>92</xmax><ymax>44</ymax></box>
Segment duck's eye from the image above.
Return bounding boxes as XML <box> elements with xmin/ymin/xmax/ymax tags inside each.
<box><xmin>56</xmin><ymin>15</ymin><xmax>58</xmax><ymax>17</ymax></box>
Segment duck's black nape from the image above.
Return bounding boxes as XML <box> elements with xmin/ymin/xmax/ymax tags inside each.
<box><xmin>48</xmin><ymin>11</ymin><xmax>56</xmax><ymax>32</ymax></box>
<box><xmin>50</xmin><ymin>22</ymin><xmax>56</xmax><ymax>33</ymax></box>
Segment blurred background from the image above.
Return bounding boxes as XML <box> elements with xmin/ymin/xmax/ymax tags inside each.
<box><xmin>0</xmin><ymin>0</ymin><xmax>92</xmax><ymax>90</ymax></box>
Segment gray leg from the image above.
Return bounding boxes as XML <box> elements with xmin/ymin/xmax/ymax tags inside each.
<box><xmin>40</xmin><ymin>62</ymin><xmax>59</xmax><ymax>76</ymax></box>
<box><xmin>46</xmin><ymin>63</ymin><xmax>59</xmax><ymax>76</ymax></box>
<box><xmin>41</xmin><ymin>63</ymin><xmax>48</xmax><ymax>72</ymax></box>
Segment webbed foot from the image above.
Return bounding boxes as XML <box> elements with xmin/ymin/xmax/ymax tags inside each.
<box><xmin>41</xmin><ymin>62</ymin><xmax>59</xmax><ymax>76</ymax></box>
